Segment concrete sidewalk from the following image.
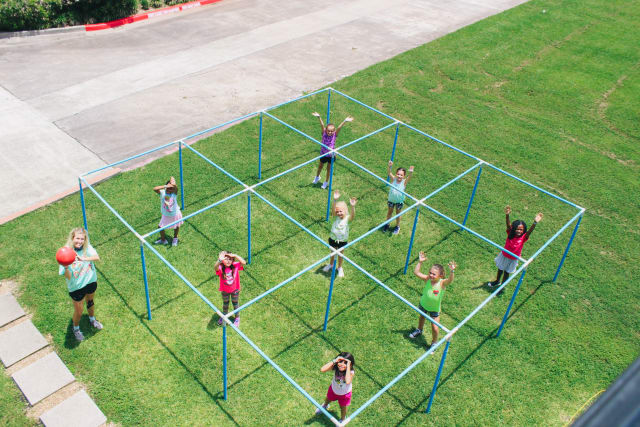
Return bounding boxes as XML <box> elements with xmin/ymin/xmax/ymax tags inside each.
<box><xmin>0</xmin><ymin>0</ymin><xmax>528</xmax><ymax>222</ymax></box>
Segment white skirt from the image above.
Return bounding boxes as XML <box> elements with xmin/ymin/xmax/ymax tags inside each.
<box><xmin>495</xmin><ymin>252</ymin><xmax>518</xmax><ymax>274</ymax></box>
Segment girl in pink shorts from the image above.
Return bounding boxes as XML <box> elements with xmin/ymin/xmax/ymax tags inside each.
<box><xmin>315</xmin><ymin>352</ymin><xmax>355</xmax><ymax>422</ymax></box>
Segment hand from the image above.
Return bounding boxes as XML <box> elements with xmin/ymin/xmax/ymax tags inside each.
<box><xmin>333</xmin><ymin>189</ymin><xmax>341</xmax><ymax>200</ymax></box>
<box><xmin>218</xmin><ymin>251</ymin><xmax>227</xmax><ymax>261</ymax></box>
<box><xmin>408</xmin><ymin>166</ymin><xmax>414</xmax><ymax>173</ymax></box>
<box><xmin>312</xmin><ymin>112</ymin><xmax>320</xmax><ymax>117</ymax></box>
<box><xmin>534</xmin><ymin>212</ymin><xmax>543</xmax><ymax>223</ymax></box>
<box><xmin>349</xmin><ymin>197</ymin><xmax>357</xmax><ymax>206</ymax></box>
<box><xmin>169</xmin><ymin>176</ymin><xmax>176</xmax><ymax>185</ymax></box>
<box><xmin>448</xmin><ymin>260</ymin><xmax>457</xmax><ymax>271</ymax></box>
<box><xmin>505</xmin><ymin>205</ymin><xmax>511</xmax><ymax>215</ymax></box>
<box><xmin>418</xmin><ymin>251</ymin><xmax>427</xmax><ymax>262</ymax></box>
<box><xmin>388</xmin><ymin>160</ymin><xmax>393</xmax><ymax>168</ymax></box>
<box><xmin>344</xmin><ymin>116</ymin><xmax>353</xmax><ymax>122</ymax></box>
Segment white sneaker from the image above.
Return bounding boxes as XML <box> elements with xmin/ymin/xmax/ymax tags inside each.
<box><xmin>73</xmin><ymin>328</ymin><xmax>85</xmax><ymax>342</ymax></box>
<box><xmin>154</xmin><ymin>238</ymin><xmax>168</xmax><ymax>245</ymax></box>
<box><xmin>172</xmin><ymin>238</ymin><xmax>179</xmax><ymax>247</ymax></box>
<box><xmin>322</xmin><ymin>264</ymin><xmax>333</xmax><ymax>272</ymax></box>
<box><xmin>321</xmin><ymin>182</ymin><xmax>328</xmax><ymax>189</ymax></box>
<box><xmin>90</xmin><ymin>319</ymin><xmax>103</xmax><ymax>330</ymax></box>
<box><xmin>408</xmin><ymin>328</ymin><xmax>422</xmax><ymax>339</ymax></box>
<box><xmin>337</xmin><ymin>267</ymin><xmax>344</xmax><ymax>278</ymax></box>
<box><xmin>315</xmin><ymin>403</ymin><xmax>329</xmax><ymax>414</ymax></box>
<box><xmin>312</xmin><ymin>176</ymin><xmax>320</xmax><ymax>184</ymax></box>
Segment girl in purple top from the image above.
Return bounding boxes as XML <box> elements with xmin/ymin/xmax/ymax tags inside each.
<box><xmin>311</xmin><ymin>111</ymin><xmax>353</xmax><ymax>189</ymax></box>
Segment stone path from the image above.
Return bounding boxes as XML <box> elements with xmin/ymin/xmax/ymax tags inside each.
<box><xmin>0</xmin><ymin>287</ymin><xmax>106</xmax><ymax>426</ymax></box>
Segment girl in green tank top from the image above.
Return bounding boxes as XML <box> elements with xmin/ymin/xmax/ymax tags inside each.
<box><xmin>408</xmin><ymin>251</ymin><xmax>456</xmax><ymax>347</ymax></box>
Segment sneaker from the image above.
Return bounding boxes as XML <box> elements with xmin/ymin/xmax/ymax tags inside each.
<box><xmin>408</xmin><ymin>328</ymin><xmax>422</xmax><ymax>339</ymax></box>
<box><xmin>90</xmin><ymin>319</ymin><xmax>103</xmax><ymax>330</ymax></box>
<box><xmin>312</xmin><ymin>176</ymin><xmax>320</xmax><ymax>184</ymax></box>
<box><xmin>392</xmin><ymin>226</ymin><xmax>400</xmax><ymax>235</ymax></box>
<box><xmin>321</xmin><ymin>182</ymin><xmax>328</xmax><ymax>189</ymax></box>
<box><xmin>154</xmin><ymin>238</ymin><xmax>168</xmax><ymax>245</ymax></box>
<box><xmin>315</xmin><ymin>403</ymin><xmax>329</xmax><ymax>414</ymax></box>
<box><xmin>217</xmin><ymin>317</ymin><xmax>224</xmax><ymax>326</ymax></box>
<box><xmin>73</xmin><ymin>328</ymin><xmax>85</xmax><ymax>342</ymax></box>
<box><xmin>487</xmin><ymin>281</ymin><xmax>499</xmax><ymax>289</ymax></box>
<box><xmin>381</xmin><ymin>224</ymin><xmax>389</xmax><ymax>232</ymax></box>
<box><xmin>172</xmin><ymin>238</ymin><xmax>179</xmax><ymax>247</ymax></box>
<box><xmin>337</xmin><ymin>267</ymin><xmax>345</xmax><ymax>278</ymax></box>
<box><xmin>322</xmin><ymin>264</ymin><xmax>333</xmax><ymax>273</ymax></box>
<box><xmin>233</xmin><ymin>317</ymin><xmax>240</xmax><ymax>327</ymax></box>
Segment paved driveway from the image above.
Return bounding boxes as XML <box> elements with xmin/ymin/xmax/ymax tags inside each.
<box><xmin>0</xmin><ymin>0</ymin><xmax>527</xmax><ymax>221</ymax></box>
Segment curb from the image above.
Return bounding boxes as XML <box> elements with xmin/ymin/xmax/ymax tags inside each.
<box><xmin>0</xmin><ymin>0</ymin><xmax>222</xmax><ymax>39</ymax></box>
<box><xmin>85</xmin><ymin>0</ymin><xmax>222</xmax><ymax>31</ymax></box>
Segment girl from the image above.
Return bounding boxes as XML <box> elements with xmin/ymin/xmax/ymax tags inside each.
<box><xmin>58</xmin><ymin>227</ymin><xmax>103</xmax><ymax>342</ymax></box>
<box><xmin>488</xmin><ymin>205</ymin><xmax>543</xmax><ymax>292</ymax></box>
<box><xmin>311</xmin><ymin>111</ymin><xmax>353</xmax><ymax>189</ymax></box>
<box><xmin>322</xmin><ymin>189</ymin><xmax>356</xmax><ymax>278</ymax></box>
<box><xmin>214</xmin><ymin>251</ymin><xmax>247</xmax><ymax>327</ymax></box>
<box><xmin>316</xmin><ymin>352</ymin><xmax>355</xmax><ymax>422</ymax></box>
<box><xmin>409</xmin><ymin>251</ymin><xmax>456</xmax><ymax>347</ymax></box>
<box><xmin>153</xmin><ymin>176</ymin><xmax>183</xmax><ymax>247</ymax></box>
<box><xmin>381</xmin><ymin>160</ymin><xmax>414</xmax><ymax>235</ymax></box>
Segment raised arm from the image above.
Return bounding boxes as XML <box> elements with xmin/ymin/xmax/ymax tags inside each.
<box><xmin>311</xmin><ymin>112</ymin><xmax>326</xmax><ymax>134</ymax></box>
<box><xmin>335</xmin><ymin>116</ymin><xmax>353</xmax><ymax>137</ymax></box>
<box><xmin>321</xmin><ymin>359</ymin><xmax>336</xmax><ymax>372</ymax></box>
<box><xmin>344</xmin><ymin>359</ymin><xmax>354</xmax><ymax>384</ymax></box>
<box><xmin>63</xmin><ymin>265</ymin><xmax>72</xmax><ymax>280</ymax></box>
<box><xmin>213</xmin><ymin>251</ymin><xmax>226</xmax><ymax>271</ymax></box>
<box><xmin>229</xmin><ymin>253</ymin><xmax>247</xmax><ymax>266</ymax></box>
<box><xmin>413</xmin><ymin>251</ymin><xmax>429</xmax><ymax>280</ymax></box>
<box><xmin>349</xmin><ymin>197</ymin><xmax>357</xmax><ymax>221</ymax></box>
<box><xmin>153</xmin><ymin>184</ymin><xmax>168</xmax><ymax>194</ymax></box>
<box><xmin>405</xmin><ymin>166</ymin><xmax>415</xmax><ymax>184</ymax></box>
<box><xmin>387</xmin><ymin>160</ymin><xmax>396</xmax><ymax>181</ymax></box>
<box><xmin>505</xmin><ymin>205</ymin><xmax>512</xmax><ymax>231</ymax></box>
<box><xmin>442</xmin><ymin>261</ymin><xmax>457</xmax><ymax>287</ymax></box>
<box><xmin>526</xmin><ymin>212</ymin><xmax>543</xmax><ymax>237</ymax></box>
<box><xmin>331</xmin><ymin>189</ymin><xmax>340</xmax><ymax>216</ymax></box>
<box><xmin>77</xmin><ymin>253</ymin><xmax>100</xmax><ymax>262</ymax></box>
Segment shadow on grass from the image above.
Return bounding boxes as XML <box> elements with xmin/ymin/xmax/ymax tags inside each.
<box><xmin>100</xmin><ymin>272</ymin><xmax>240</xmax><ymax>426</ymax></box>
<box><xmin>64</xmin><ymin>315</ymin><xmax>102</xmax><ymax>349</ymax></box>
<box><xmin>393</xmin><ymin>278</ymin><xmax>551</xmax><ymax>425</ymax></box>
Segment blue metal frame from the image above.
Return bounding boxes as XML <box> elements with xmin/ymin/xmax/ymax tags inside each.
<box><xmin>325</xmin><ymin>157</ymin><xmax>335</xmax><ymax>222</ymax></box>
<box><xmin>388</xmin><ymin>122</ymin><xmax>400</xmax><ymax>182</ymax></box>
<box><xmin>78</xmin><ymin>89</ymin><xmax>584</xmax><ymax>424</ymax></box>
<box><xmin>78</xmin><ymin>177</ymin><xmax>88</xmax><ymax>231</ymax></box>
<box><xmin>426</xmin><ymin>340</ymin><xmax>450</xmax><ymax>413</ymax></box>
<box><xmin>223</xmin><ymin>324</ymin><xmax>228</xmax><ymax>400</ymax></box>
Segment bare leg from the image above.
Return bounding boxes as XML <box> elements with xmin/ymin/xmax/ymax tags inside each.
<box><xmin>316</xmin><ymin>161</ymin><xmax>324</xmax><ymax>179</ymax></box>
<box><xmin>340</xmin><ymin>405</ymin><xmax>348</xmax><ymax>420</ymax></box>
<box><xmin>430</xmin><ymin>316</ymin><xmax>440</xmax><ymax>345</ymax></box>
<box><xmin>160</xmin><ymin>229</ymin><xmax>167</xmax><ymax>241</ymax></box>
<box><xmin>325</xmin><ymin>159</ymin><xmax>332</xmax><ymax>182</ymax></box>
<box><xmin>173</xmin><ymin>227</ymin><xmax>180</xmax><ymax>239</ymax></box>
<box><xmin>72</xmin><ymin>299</ymin><xmax>84</xmax><ymax>327</ymax></box>
<box><xmin>85</xmin><ymin>292</ymin><xmax>96</xmax><ymax>317</ymax></box>
<box><xmin>395</xmin><ymin>206</ymin><xmax>403</xmax><ymax>226</ymax></box>
<box><xmin>385</xmin><ymin>205</ymin><xmax>394</xmax><ymax>221</ymax></box>
<box><xmin>418</xmin><ymin>315</ymin><xmax>426</xmax><ymax>331</ymax></box>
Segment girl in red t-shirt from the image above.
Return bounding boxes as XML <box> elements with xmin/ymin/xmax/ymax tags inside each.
<box><xmin>214</xmin><ymin>251</ymin><xmax>247</xmax><ymax>326</ymax></box>
<box><xmin>488</xmin><ymin>205</ymin><xmax>543</xmax><ymax>292</ymax></box>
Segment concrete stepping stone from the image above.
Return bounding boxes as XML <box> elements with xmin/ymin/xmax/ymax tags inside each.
<box><xmin>0</xmin><ymin>320</ymin><xmax>48</xmax><ymax>367</ymax></box>
<box><xmin>0</xmin><ymin>294</ymin><xmax>25</xmax><ymax>327</ymax></box>
<box><xmin>12</xmin><ymin>352</ymin><xmax>75</xmax><ymax>405</ymax></box>
<box><xmin>40</xmin><ymin>390</ymin><xmax>107</xmax><ymax>427</ymax></box>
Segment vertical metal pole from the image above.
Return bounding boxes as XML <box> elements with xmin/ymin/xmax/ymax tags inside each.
<box><xmin>496</xmin><ymin>269</ymin><xmax>527</xmax><ymax>337</ymax></box>
<box><xmin>326</xmin><ymin>89</ymin><xmax>332</xmax><ymax>124</ymax></box>
<box><xmin>403</xmin><ymin>208</ymin><xmax>421</xmax><ymax>274</ymax></box>
<box><xmin>322</xmin><ymin>257</ymin><xmax>338</xmax><ymax>331</ymax></box>
<box><xmin>258</xmin><ymin>113</ymin><xmax>263</xmax><ymax>180</ymax></box>
<box><xmin>462</xmin><ymin>166</ymin><xmax>482</xmax><ymax>227</ymax></box>
<box><xmin>387</xmin><ymin>123</ymin><xmax>400</xmax><ymax>182</ymax></box>
<box><xmin>223</xmin><ymin>324</ymin><xmax>228</xmax><ymax>400</ymax></box>
<box><xmin>247</xmin><ymin>193</ymin><xmax>252</xmax><ymax>264</ymax></box>
<box><xmin>79</xmin><ymin>178</ymin><xmax>88</xmax><ymax>231</ymax></box>
<box><xmin>553</xmin><ymin>215</ymin><xmax>582</xmax><ymax>282</ymax></box>
<box><xmin>325</xmin><ymin>157</ymin><xmax>335</xmax><ymax>222</ymax></box>
<box><xmin>140</xmin><ymin>243</ymin><xmax>152</xmax><ymax>320</ymax></box>
<box><xmin>179</xmin><ymin>140</ymin><xmax>185</xmax><ymax>210</ymax></box>
<box><xmin>426</xmin><ymin>340</ymin><xmax>451</xmax><ymax>413</ymax></box>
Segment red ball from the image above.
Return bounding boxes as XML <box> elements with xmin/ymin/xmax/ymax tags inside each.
<box><xmin>56</xmin><ymin>247</ymin><xmax>76</xmax><ymax>266</ymax></box>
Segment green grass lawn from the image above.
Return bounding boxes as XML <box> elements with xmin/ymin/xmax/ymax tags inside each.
<box><xmin>2</xmin><ymin>0</ymin><xmax>639</xmax><ymax>425</ymax></box>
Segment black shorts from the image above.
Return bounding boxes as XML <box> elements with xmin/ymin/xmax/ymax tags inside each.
<box><xmin>69</xmin><ymin>282</ymin><xmax>97</xmax><ymax>302</ymax></box>
<box><xmin>328</xmin><ymin>238</ymin><xmax>348</xmax><ymax>249</ymax></box>
<box><xmin>387</xmin><ymin>201</ymin><xmax>404</xmax><ymax>210</ymax></box>
<box><xmin>418</xmin><ymin>303</ymin><xmax>439</xmax><ymax>319</ymax></box>
<box><xmin>320</xmin><ymin>155</ymin><xmax>335</xmax><ymax>164</ymax></box>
